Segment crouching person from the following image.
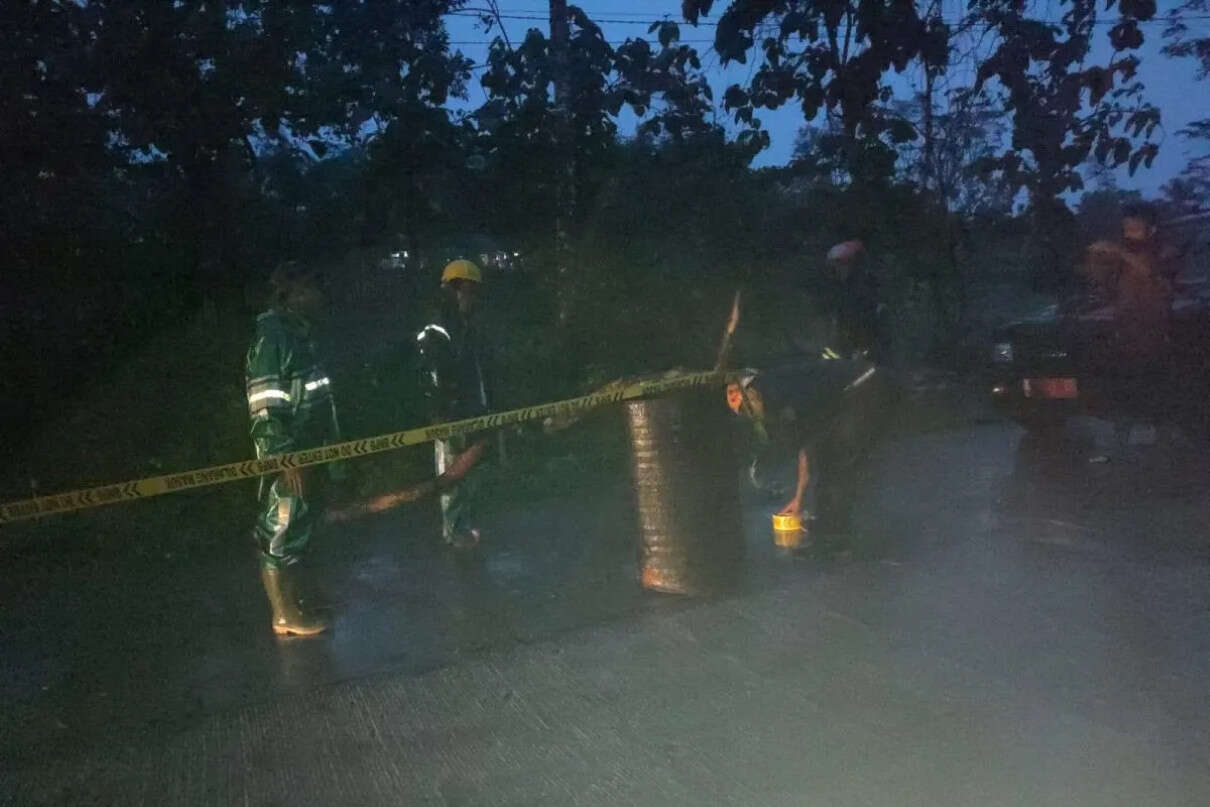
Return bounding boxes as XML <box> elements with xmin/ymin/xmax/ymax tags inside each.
<box><xmin>727</xmin><ymin>360</ymin><xmax>888</xmax><ymax>554</ymax></box>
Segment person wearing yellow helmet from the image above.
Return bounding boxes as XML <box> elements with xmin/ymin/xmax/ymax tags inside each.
<box><xmin>415</xmin><ymin>259</ymin><xmax>490</xmax><ymax>550</ymax></box>
<box><xmin>440</xmin><ymin>258</ymin><xmax>483</xmax><ymax>285</ymax></box>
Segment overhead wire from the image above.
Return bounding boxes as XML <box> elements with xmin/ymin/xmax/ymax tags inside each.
<box><xmin>452</xmin><ymin>8</ymin><xmax>1210</xmax><ymax>27</ymax></box>
<box><xmin>449</xmin><ymin>5</ymin><xmax>1210</xmax><ymax>71</ymax></box>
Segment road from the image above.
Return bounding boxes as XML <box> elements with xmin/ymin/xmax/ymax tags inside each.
<box><xmin>3</xmin><ymin>393</ymin><xmax>1210</xmax><ymax>806</ymax></box>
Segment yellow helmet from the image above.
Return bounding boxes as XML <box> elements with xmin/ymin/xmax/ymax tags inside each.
<box><xmin>440</xmin><ymin>259</ymin><xmax>482</xmax><ymax>285</ymax></box>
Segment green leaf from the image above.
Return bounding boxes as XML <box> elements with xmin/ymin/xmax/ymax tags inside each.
<box><xmin>1129</xmin><ymin>149</ymin><xmax>1144</xmax><ymax>174</ymax></box>
<box><xmin>659</xmin><ymin>21</ymin><xmax>680</xmax><ymax>49</ymax></box>
<box><xmin>888</xmin><ymin>118</ymin><xmax>917</xmax><ymax>144</ymax></box>
<box><xmin>723</xmin><ymin>85</ymin><xmax>748</xmax><ymax>109</ymax></box>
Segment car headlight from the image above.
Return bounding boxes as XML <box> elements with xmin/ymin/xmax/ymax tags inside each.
<box><xmin>992</xmin><ymin>342</ymin><xmax>1013</xmax><ymax>363</ymax></box>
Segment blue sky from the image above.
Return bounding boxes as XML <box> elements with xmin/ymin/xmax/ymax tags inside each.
<box><xmin>442</xmin><ymin>1</ymin><xmax>1209</xmax><ymax>196</ymax></box>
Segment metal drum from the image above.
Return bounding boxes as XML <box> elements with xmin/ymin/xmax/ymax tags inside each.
<box><xmin>625</xmin><ymin>388</ymin><xmax>744</xmax><ymax>595</ymax></box>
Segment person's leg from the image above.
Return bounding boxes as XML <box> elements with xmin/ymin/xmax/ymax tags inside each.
<box><xmin>435</xmin><ymin>438</ymin><xmax>455</xmax><ymax>541</ymax></box>
<box><xmin>811</xmin><ymin>418</ymin><xmax>882</xmax><ymax>557</ymax></box>
<box><xmin>815</xmin><ymin>472</ymin><xmax>856</xmax><ymax>533</ymax></box>
<box><xmin>254</xmin><ymin>475</ymin><xmax>316</xmax><ymax>566</ymax></box>
<box><xmin>436</xmin><ymin>436</ymin><xmax>482</xmax><ymax>548</ymax></box>
<box><xmin>810</xmin><ymin>438</ymin><xmax>855</xmax><ymax>552</ymax></box>
<box><xmin>253</xmin><ymin>474</ymin><xmax>329</xmax><ymax>636</ymax></box>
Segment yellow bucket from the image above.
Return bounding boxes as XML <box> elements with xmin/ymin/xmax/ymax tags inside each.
<box><xmin>771</xmin><ymin>513</ymin><xmax>802</xmax><ymax>531</ymax></box>
<box><xmin>772</xmin><ymin>513</ymin><xmax>806</xmax><ymax>548</ymax></box>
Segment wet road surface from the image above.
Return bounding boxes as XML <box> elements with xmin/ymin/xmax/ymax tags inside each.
<box><xmin>4</xmin><ymin>399</ymin><xmax>1210</xmax><ymax>805</ymax></box>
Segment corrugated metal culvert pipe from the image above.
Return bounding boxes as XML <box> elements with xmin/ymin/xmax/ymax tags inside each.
<box><xmin>625</xmin><ymin>387</ymin><xmax>744</xmax><ymax>595</ymax></box>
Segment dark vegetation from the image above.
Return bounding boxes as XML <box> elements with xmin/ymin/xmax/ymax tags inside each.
<box><xmin>2</xmin><ymin>0</ymin><xmax>1206</xmax><ymax>550</ymax></box>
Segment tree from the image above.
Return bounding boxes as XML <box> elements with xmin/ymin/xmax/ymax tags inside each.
<box><xmin>680</xmin><ymin>0</ymin><xmax>949</xmax><ymax>176</ymax></box>
<box><xmin>1162</xmin><ymin>120</ymin><xmax>1210</xmax><ymax>214</ymax></box>
<box><xmin>791</xmin><ymin>118</ymin><xmax>851</xmax><ymax>184</ymax></box>
<box><xmin>475</xmin><ymin>7</ymin><xmax>717</xmax><ymax>328</ymax></box>
<box><xmin>0</xmin><ymin>1</ymin><xmax>114</xmax><ymax>267</ymax></box>
<box><xmin>1164</xmin><ymin>0</ymin><xmax>1210</xmax><ymax>209</ymax></box>
<box><xmin>1162</xmin><ymin>158</ymin><xmax>1210</xmax><ymax>215</ymax></box>
<box><xmin>1164</xmin><ymin>0</ymin><xmax>1210</xmax><ymax>79</ymax></box>
<box><xmin>895</xmin><ymin>89</ymin><xmax>1014</xmax><ymax>214</ymax></box>
<box><xmin>970</xmin><ymin>0</ymin><xmax>1161</xmax><ymax>278</ymax></box>
<box><xmin>83</xmin><ymin>1</ymin><xmax>471</xmax><ymax>294</ymax></box>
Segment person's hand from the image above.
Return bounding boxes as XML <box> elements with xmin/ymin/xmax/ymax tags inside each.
<box><xmin>438</xmin><ymin>440</ymin><xmax>486</xmax><ymax>485</ymax></box>
<box><xmin>281</xmin><ymin>468</ymin><xmax>306</xmax><ymax>497</ymax></box>
<box><xmin>777</xmin><ymin>498</ymin><xmax>802</xmax><ymax>517</ymax></box>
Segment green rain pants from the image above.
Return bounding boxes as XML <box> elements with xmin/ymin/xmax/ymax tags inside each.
<box><xmin>253</xmin><ymin>473</ymin><xmax>325</xmax><ymax>568</ymax></box>
<box><xmin>434</xmin><ymin>435</ymin><xmax>482</xmax><ymax>542</ymax></box>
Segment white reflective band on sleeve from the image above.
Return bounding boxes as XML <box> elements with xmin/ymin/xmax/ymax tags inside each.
<box><xmin>845</xmin><ymin>367</ymin><xmax>876</xmax><ymax>390</ymax></box>
<box><xmin>248</xmin><ymin>389</ymin><xmax>292</xmax><ymax>405</ymax></box>
<box><xmin>304</xmin><ymin>377</ymin><xmax>331</xmax><ymax>392</ymax></box>
<box><xmin>416</xmin><ymin>324</ymin><xmax>451</xmax><ymax>341</ymax></box>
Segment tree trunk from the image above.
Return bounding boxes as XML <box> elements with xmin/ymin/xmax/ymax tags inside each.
<box><xmin>549</xmin><ymin>0</ymin><xmax>575</xmax><ymax>327</ymax></box>
<box><xmin>921</xmin><ymin>70</ymin><xmax>936</xmax><ymax>192</ymax></box>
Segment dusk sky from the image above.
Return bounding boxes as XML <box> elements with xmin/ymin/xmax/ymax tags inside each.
<box><xmin>442</xmin><ymin>1</ymin><xmax>1210</xmax><ymax>197</ymax></box>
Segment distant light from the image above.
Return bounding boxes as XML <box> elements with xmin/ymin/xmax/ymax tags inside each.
<box><xmin>992</xmin><ymin>384</ymin><xmax>1008</xmax><ymax>395</ymax></box>
<box><xmin>992</xmin><ymin>342</ymin><xmax>1013</xmax><ymax>363</ymax></box>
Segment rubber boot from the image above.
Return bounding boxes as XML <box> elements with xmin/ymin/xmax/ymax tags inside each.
<box><xmin>260</xmin><ymin>565</ymin><xmax>330</xmax><ymax>637</ymax></box>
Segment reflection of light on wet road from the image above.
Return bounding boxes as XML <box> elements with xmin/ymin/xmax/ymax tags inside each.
<box><xmin>351</xmin><ymin>553</ymin><xmax>403</xmax><ymax>589</ymax></box>
<box><xmin>485</xmin><ymin>549</ymin><xmax>530</xmax><ymax>588</ymax></box>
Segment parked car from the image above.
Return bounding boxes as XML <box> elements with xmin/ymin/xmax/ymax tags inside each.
<box><xmin>988</xmin><ymin>214</ymin><xmax>1210</xmax><ymax>433</ymax></box>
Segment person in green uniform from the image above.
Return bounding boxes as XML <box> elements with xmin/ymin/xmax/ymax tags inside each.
<box><xmin>246</xmin><ymin>261</ymin><xmax>341</xmax><ymax>636</ymax></box>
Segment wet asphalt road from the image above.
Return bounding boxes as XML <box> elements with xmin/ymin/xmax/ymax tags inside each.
<box><xmin>3</xmin><ymin>400</ymin><xmax>1210</xmax><ymax>805</ymax></box>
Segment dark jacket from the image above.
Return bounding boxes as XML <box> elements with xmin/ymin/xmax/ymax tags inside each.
<box><xmin>415</xmin><ymin>300</ymin><xmax>489</xmax><ymax>424</ymax></box>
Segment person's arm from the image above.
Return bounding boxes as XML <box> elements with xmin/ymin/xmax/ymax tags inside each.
<box><xmin>438</xmin><ymin>439</ymin><xmax>486</xmax><ymax>487</ymax></box>
<box><xmin>778</xmin><ymin>447</ymin><xmax>810</xmax><ymax>515</ymax></box>
<box><xmin>415</xmin><ymin>323</ymin><xmax>451</xmax><ymax>422</ymax></box>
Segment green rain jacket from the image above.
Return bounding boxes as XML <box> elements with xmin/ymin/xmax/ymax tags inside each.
<box><xmin>246</xmin><ymin>309</ymin><xmax>340</xmax><ymax>465</ymax></box>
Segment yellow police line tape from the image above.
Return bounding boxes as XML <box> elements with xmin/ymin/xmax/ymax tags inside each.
<box><xmin>0</xmin><ymin>370</ymin><xmax>734</xmax><ymax>525</ymax></box>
